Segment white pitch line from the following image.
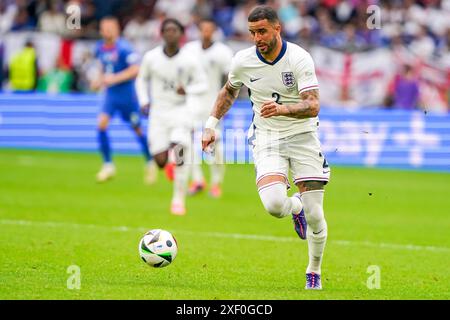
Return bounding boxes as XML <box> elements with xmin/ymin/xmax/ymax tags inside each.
<box><xmin>1</xmin><ymin>219</ymin><xmax>449</xmax><ymax>253</ymax></box>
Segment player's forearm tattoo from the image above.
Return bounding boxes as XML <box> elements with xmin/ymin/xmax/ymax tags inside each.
<box><xmin>211</xmin><ymin>82</ymin><xmax>240</xmax><ymax>120</ymax></box>
<box><xmin>284</xmin><ymin>89</ymin><xmax>320</xmax><ymax>119</ymax></box>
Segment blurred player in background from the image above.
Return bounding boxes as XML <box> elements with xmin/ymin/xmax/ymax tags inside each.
<box><xmin>136</xmin><ymin>18</ymin><xmax>208</xmax><ymax>215</ymax></box>
<box><xmin>183</xmin><ymin>18</ymin><xmax>234</xmax><ymax>198</ymax></box>
<box><xmin>202</xmin><ymin>6</ymin><xmax>329</xmax><ymax>290</ymax></box>
<box><xmin>92</xmin><ymin>16</ymin><xmax>156</xmax><ymax>184</ymax></box>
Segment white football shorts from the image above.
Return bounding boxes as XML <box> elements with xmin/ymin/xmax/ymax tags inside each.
<box><xmin>250</xmin><ymin>129</ymin><xmax>331</xmax><ymax>187</ymax></box>
<box><xmin>148</xmin><ymin>109</ymin><xmax>192</xmax><ymax>155</ymax></box>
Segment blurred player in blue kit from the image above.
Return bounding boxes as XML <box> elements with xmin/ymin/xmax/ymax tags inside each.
<box><xmin>92</xmin><ymin>16</ymin><xmax>157</xmax><ymax>183</ymax></box>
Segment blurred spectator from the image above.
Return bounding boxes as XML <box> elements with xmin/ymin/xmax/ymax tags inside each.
<box><xmin>424</xmin><ymin>0</ymin><xmax>449</xmax><ymax>41</ymax></box>
<box><xmin>123</xmin><ymin>8</ymin><xmax>168</xmax><ymax>50</ymax></box>
<box><xmin>146</xmin><ymin>9</ymin><xmax>168</xmax><ymax>45</ymax></box>
<box><xmin>408</xmin><ymin>24</ymin><xmax>436</xmax><ymax>60</ymax></box>
<box><xmin>0</xmin><ymin>1</ymin><xmax>18</xmax><ymax>34</ymax></box>
<box><xmin>297</xmin><ymin>24</ymin><xmax>314</xmax><ymax>49</ymax></box>
<box><xmin>278</xmin><ymin>0</ymin><xmax>301</xmax><ymax>39</ymax></box>
<box><xmin>186</xmin><ymin>0</ymin><xmax>217</xmax><ymax>42</ymax></box>
<box><xmin>8</xmin><ymin>40</ymin><xmax>39</xmax><ymax>92</ymax></box>
<box><xmin>231</xmin><ymin>0</ymin><xmax>258</xmax><ymax>40</ymax></box>
<box><xmin>185</xmin><ymin>9</ymin><xmax>226</xmax><ymax>42</ymax></box>
<box><xmin>34</xmin><ymin>0</ymin><xmax>51</xmax><ymax>18</ymax></box>
<box><xmin>155</xmin><ymin>0</ymin><xmax>196</xmax><ymax>25</ymax></box>
<box><xmin>404</xmin><ymin>0</ymin><xmax>426</xmax><ymax>27</ymax></box>
<box><xmin>0</xmin><ymin>0</ymin><xmax>447</xmax><ymax>110</ymax></box>
<box><xmin>437</xmin><ymin>28</ymin><xmax>450</xmax><ymax>68</ymax></box>
<box><xmin>38</xmin><ymin>0</ymin><xmax>66</xmax><ymax>35</ymax></box>
<box><xmin>212</xmin><ymin>0</ymin><xmax>235</xmax><ymax>37</ymax></box>
<box><xmin>37</xmin><ymin>57</ymin><xmax>74</xmax><ymax>93</ymax></box>
<box><xmin>123</xmin><ymin>12</ymin><xmax>152</xmax><ymax>42</ymax></box>
<box><xmin>80</xmin><ymin>0</ymin><xmax>99</xmax><ymax>39</ymax></box>
<box><xmin>331</xmin><ymin>0</ymin><xmax>357</xmax><ymax>25</ymax></box>
<box><xmin>386</xmin><ymin>64</ymin><xmax>420</xmax><ymax>111</ymax></box>
<box><xmin>185</xmin><ymin>11</ymin><xmax>202</xmax><ymax>42</ymax></box>
<box><xmin>340</xmin><ymin>23</ymin><xmax>368</xmax><ymax>52</ymax></box>
<box><xmin>123</xmin><ymin>11</ymin><xmax>154</xmax><ymax>54</ymax></box>
<box><xmin>317</xmin><ymin>8</ymin><xmax>343</xmax><ymax>49</ymax></box>
<box><xmin>296</xmin><ymin>0</ymin><xmax>317</xmax><ymax>34</ymax></box>
<box><xmin>0</xmin><ymin>0</ymin><xmax>447</xmax><ymax>56</ymax></box>
<box><xmin>192</xmin><ymin>0</ymin><xmax>213</xmax><ymax>19</ymax></box>
<box><xmin>11</xmin><ymin>1</ymin><xmax>35</xmax><ymax>31</ymax></box>
<box><xmin>72</xmin><ymin>50</ymin><xmax>101</xmax><ymax>92</ymax></box>
<box><xmin>355</xmin><ymin>13</ymin><xmax>382</xmax><ymax>49</ymax></box>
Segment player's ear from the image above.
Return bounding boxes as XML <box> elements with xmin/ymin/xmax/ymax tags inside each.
<box><xmin>273</xmin><ymin>22</ymin><xmax>281</xmax><ymax>34</ymax></box>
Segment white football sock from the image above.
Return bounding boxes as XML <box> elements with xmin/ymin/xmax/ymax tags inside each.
<box><xmin>172</xmin><ymin>144</ymin><xmax>191</xmax><ymax>204</ymax></box>
<box><xmin>191</xmin><ymin>160</ymin><xmax>204</xmax><ymax>183</ymax></box>
<box><xmin>301</xmin><ymin>190</ymin><xmax>327</xmax><ymax>274</ymax></box>
<box><xmin>210</xmin><ymin>138</ymin><xmax>225</xmax><ymax>186</ymax></box>
<box><xmin>190</xmin><ymin>129</ymin><xmax>205</xmax><ymax>183</ymax></box>
<box><xmin>258</xmin><ymin>182</ymin><xmax>303</xmax><ymax>218</ymax></box>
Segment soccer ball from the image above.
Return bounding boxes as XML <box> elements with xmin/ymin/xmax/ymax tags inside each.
<box><xmin>139</xmin><ymin>229</ymin><xmax>178</xmax><ymax>268</ymax></box>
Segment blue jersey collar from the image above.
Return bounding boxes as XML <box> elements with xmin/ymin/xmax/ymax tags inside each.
<box><xmin>256</xmin><ymin>40</ymin><xmax>287</xmax><ymax>65</ymax></box>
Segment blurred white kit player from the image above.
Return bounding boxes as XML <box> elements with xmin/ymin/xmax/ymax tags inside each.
<box><xmin>183</xmin><ymin>19</ymin><xmax>234</xmax><ymax>198</ymax></box>
<box><xmin>136</xmin><ymin>18</ymin><xmax>208</xmax><ymax>215</ymax></box>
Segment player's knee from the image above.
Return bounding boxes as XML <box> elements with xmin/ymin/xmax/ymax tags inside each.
<box><xmin>97</xmin><ymin>116</ymin><xmax>109</xmax><ymax>131</ymax></box>
<box><xmin>264</xmin><ymin>199</ymin><xmax>285</xmax><ymax>218</ymax></box>
<box><xmin>153</xmin><ymin>152</ymin><xmax>168</xmax><ymax>168</ymax></box>
<box><xmin>259</xmin><ymin>191</ymin><xmax>285</xmax><ymax>218</ymax></box>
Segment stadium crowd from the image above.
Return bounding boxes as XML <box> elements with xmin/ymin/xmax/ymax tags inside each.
<box><xmin>0</xmin><ymin>0</ymin><xmax>449</xmax><ymax>111</ymax></box>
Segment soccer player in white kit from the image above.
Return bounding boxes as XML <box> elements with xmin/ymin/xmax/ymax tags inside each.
<box><xmin>183</xmin><ymin>18</ymin><xmax>234</xmax><ymax>198</ymax></box>
<box><xmin>136</xmin><ymin>18</ymin><xmax>208</xmax><ymax>215</ymax></box>
<box><xmin>202</xmin><ymin>6</ymin><xmax>329</xmax><ymax>290</ymax></box>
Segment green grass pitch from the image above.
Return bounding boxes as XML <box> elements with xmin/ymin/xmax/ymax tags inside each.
<box><xmin>0</xmin><ymin>149</ymin><xmax>449</xmax><ymax>300</ymax></box>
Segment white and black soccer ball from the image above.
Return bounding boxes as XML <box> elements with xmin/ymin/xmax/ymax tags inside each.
<box><xmin>139</xmin><ymin>229</ymin><xmax>178</xmax><ymax>268</ymax></box>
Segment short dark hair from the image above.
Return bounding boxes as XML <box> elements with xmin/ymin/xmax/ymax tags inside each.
<box><xmin>248</xmin><ymin>5</ymin><xmax>279</xmax><ymax>24</ymax></box>
<box><xmin>101</xmin><ymin>15</ymin><xmax>119</xmax><ymax>23</ymax></box>
<box><xmin>161</xmin><ymin>18</ymin><xmax>185</xmax><ymax>34</ymax></box>
<box><xmin>199</xmin><ymin>17</ymin><xmax>216</xmax><ymax>26</ymax></box>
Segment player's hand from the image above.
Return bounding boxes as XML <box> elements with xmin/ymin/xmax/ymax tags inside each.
<box><xmin>102</xmin><ymin>74</ymin><xmax>117</xmax><ymax>87</ymax></box>
<box><xmin>176</xmin><ymin>86</ymin><xmax>186</xmax><ymax>95</ymax></box>
<box><xmin>90</xmin><ymin>78</ymin><xmax>102</xmax><ymax>91</ymax></box>
<box><xmin>201</xmin><ymin>128</ymin><xmax>216</xmax><ymax>153</ymax></box>
<box><xmin>260</xmin><ymin>101</ymin><xmax>288</xmax><ymax>118</ymax></box>
<box><xmin>140</xmin><ymin>104</ymin><xmax>150</xmax><ymax>116</ymax></box>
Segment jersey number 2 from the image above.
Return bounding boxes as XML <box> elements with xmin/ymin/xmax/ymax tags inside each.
<box><xmin>272</xmin><ymin>93</ymin><xmax>282</xmax><ymax>104</ymax></box>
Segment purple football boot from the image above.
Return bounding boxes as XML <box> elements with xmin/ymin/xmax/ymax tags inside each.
<box><xmin>305</xmin><ymin>272</ymin><xmax>322</xmax><ymax>290</ymax></box>
<box><xmin>292</xmin><ymin>193</ymin><xmax>307</xmax><ymax>240</ymax></box>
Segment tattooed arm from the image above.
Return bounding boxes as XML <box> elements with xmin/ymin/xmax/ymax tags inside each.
<box><xmin>210</xmin><ymin>81</ymin><xmax>240</xmax><ymax>119</ymax></box>
<box><xmin>202</xmin><ymin>81</ymin><xmax>240</xmax><ymax>151</ymax></box>
<box><xmin>260</xmin><ymin>89</ymin><xmax>320</xmax><ymax>119</ymax></box>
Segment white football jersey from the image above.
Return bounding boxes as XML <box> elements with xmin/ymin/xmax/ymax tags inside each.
<box><xmin>183</xmin><ymin>40</ymin><xmax>234</xmax><ymax>118</ymax></box>
<box><xmin>228</xmin><ymin>40</ymin><xmax>320</xmax><ymax>138</ymax></box>
<box><xmin>136</xmin><ymin>46</ymin><xmax>208</xmax><ymax>118</ymax></box>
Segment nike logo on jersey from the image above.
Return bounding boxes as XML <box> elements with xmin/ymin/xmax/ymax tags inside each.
<box><xmin>250</xmin><ymin>77</ymin><xmax>262</xmax><ymax>82</ymax></box>
<box><xmin>312</xmin><ymin>229</ymin><xmax>324</xmax><ymax>235</ymax></box>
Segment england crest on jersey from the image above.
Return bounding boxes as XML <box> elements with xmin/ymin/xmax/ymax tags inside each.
<box><xmin>282</xmin><ymin>72</ymin><xmax>296</xmax><ymax>89</ymax></box>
